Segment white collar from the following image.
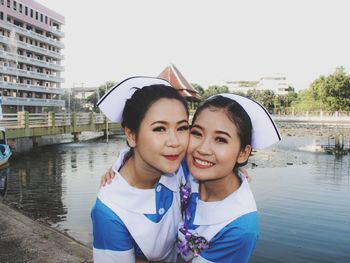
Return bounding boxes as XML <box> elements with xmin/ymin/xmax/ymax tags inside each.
<box><xmin>98</xmin><ymin>148</ymin><xmax>180</xmax><ymax>214</ymax></box>
<box><xmin>191</xmin><ymin>171</ymin><xmax>257</xmax><ymax>225</ymax></box>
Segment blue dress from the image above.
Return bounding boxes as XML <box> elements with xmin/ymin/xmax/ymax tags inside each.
<box><xmin>91</xmin><ymin>148</ymin><xmax>186</xmax><ymax>263</ymax></box>
<box><xmin>177</xmin><ymin>171</ymin><xmax>259</xmax><ymax>263</ymax></box>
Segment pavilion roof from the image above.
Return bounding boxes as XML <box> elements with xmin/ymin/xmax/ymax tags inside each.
<box><xmin>158</xmin><ymin>64</ymin><xmax>201</xmax><ymax>101</ymax></box>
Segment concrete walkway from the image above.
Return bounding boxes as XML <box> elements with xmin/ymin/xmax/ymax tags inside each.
<box><xmin>0</xmin><ymin>202</ymin><xmax>93</xmax><ymax>263</ymax></box>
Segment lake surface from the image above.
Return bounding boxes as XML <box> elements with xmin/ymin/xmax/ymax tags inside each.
<box><xmin>1</xmin><ymin>134</ymin><xmax>349</xmax><ymax>263</ymax></box>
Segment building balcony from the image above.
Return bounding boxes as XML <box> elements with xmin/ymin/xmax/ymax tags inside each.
<box><xmin>0</xmin><ymin>49</ymin><xmax>64</xmax><ymax>72</ymax></box>
<box><xmin>2</xmin><ymin>96</ymin><xmax>65</xmax><ymax>107</ymax></box>
<box><xmin>49</xmin><ymin>26</ymin><xmax>65</xmax><ymax>38</ymax></box>
<box><xmin>0</xmin><ymin>35</ymin><xmax>64</xmax><ymax>60</ymax></box>
<box><xmin>0</xmin><ymin>81</ymin><xmax>64</xmax><ymax>94</ymax></box>
<box><xmin>0</xmin><ymin>66</ymin><xmax>64</xmax><ymax>83</ymax></box>
<box><xmin>0</xmin><ymin>22</ymin><xmax>64</xmax><ymax>49</ymax></box>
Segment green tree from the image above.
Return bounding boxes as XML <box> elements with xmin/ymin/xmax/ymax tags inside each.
<box><xmin>61</xmin><ymin>89</ymin><xmax>85</xmax><ymax>112</ymax></box>
<box><xmin>294</xmin><ymin>67</ymin><xmax>350</xmax><ymax>111</ymax></box>
<box><xmin>202</xmin><ymin>85</ymin><xmax>229</xmax><ymax>99</ymax></box>
<box><xmin>246</xmin><ymin>89</ymin><xmax>276</xmax><ymax>112</ymax></box>
<box><xmin>275</xmin><ymin>88</ymin><xmax>298</xmax><ymax>109</ymax></box>
<box><xmin>191</xmin><ymin>83</ymin><xmax>205</xmax><ymax>98</ymax></box>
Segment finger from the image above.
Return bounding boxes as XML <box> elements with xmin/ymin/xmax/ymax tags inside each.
<box><xmin>100</xmin><ymin>175</ymin><xmax>106</xmax><ymax>187</ymax></box>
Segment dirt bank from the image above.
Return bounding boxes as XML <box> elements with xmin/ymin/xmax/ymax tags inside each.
<box><xmin>0</xmin><ymin>202</ymin><xmax>92</xmax><ymax>263</ymax></box>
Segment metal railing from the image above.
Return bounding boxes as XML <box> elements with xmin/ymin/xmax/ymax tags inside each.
<box><xmin>0</xmin><ymin>35</ymin><xmax>64</xmax><ymax>60</ymax></box>
<box><xmin>1</xmin><ymin>22</ymin><xmax>64</xmax><ymax>49</ymax></box>
<box><xmin>0</xmin><ymin>49</ymin><xmax>64</xmax><ymax>71</ymax></box>
<box><xmin>2</xmin><ymin>97</ymin><xmax>65</xmax><ymax>107</ymax></box>
<box><xmin>0</xmin><ymin>66</ymin><xmax>64</xmax><ymax>83</ymax></box>
<box><xmin>0</xmin><ymin>81</ymin><xmax>64</xmax><ymax>94</ymax></box>
<box><xmin>0</xmin><ymin>112</ymin><xmax>121</xmax><ymax>140</ymax></box>
<box><xmin>0</xmin><ymin>112</ymin><xmax>107</xmax><ymax>129</ymax></box>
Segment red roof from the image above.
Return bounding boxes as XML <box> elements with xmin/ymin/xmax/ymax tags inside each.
<box><xmin>158</xmin><ymin>64</ymin><xmax>201</xmax><ymax>101</ymax></box>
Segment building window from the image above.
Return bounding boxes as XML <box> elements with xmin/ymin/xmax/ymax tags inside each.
<box><xmin>13</xmin><ymin>0</ymin><xmax>16</xmax><ymax>10</ymax></box>
<box><xmin>30</xmin><ymin>9</ymin><xmax>33</xmax><ymax>18</ymax></box>
<box><xmin>19</xmin><ymin>3</ymin><xmax>22</xmax><ymax>13</ymax></box>
<box><xmin>0</xmin><ymin>12</ymin><xmax>3</xmax><ymax>20</ymax></box>
<box><xmin>1</xmin><ymin>0</ymin><xmax>4</xmax><ymax>5</ymax></box>
<box><xmin>35</xmin><ymin>11</ymin><xmax>38</xmax><ymax>20</ymax></box>
<box><xmin>7</xmin><ymin>0</ymin><xmax>10</xmax><ymax>8</ymax></box>
<box><xmin>45</xmin><ymin>16</ymin><xmax>48</xmax><ymax>24</ymax></box>
<box><xmin>40</xmin><ymin>13</ymin><xmax>43</xmax><ymax>22</ymax></box>
<box><xmin>25</xmin><ymin>6</ymin><xmax>28</xmax><ymax>15</ymax></box>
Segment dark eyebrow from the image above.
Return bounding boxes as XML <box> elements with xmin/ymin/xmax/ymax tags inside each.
<box><xmin>192</xmin><ymin>124</ymin><xmax>232</xmax><ymax>138</ymax></box>
<box><xmin>191</xmin><ymin>124</ymin><xmax>203</xmax><ymax>130</ymax></box>
<box><xmin>216</xmin><ymin>130</ymin><xmax>232</xmax><ymax>138</ymax></box>
<box><xmin>151</xmin><ymin>120</ymin><xmax>189</xmax><ymax>126</ymax></box>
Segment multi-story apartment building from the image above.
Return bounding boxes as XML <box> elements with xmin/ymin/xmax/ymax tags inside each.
<box><xmin>224</xmin><ymin>75</ymin><xmax>290</xmax><ymax>96</ymax></box>
<box><xmin>0</xmin><ymin>0</ymin><xmax>64</xmax><ymax>113</ymax></box>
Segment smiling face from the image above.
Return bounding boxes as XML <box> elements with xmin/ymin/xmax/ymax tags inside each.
<box><xmin>126</xmin><ymin>98</ymin><xmax>189</xmax><ymax>175</ymax></box>
<box><xmin>186</xmin><ymin>107</ymin><xmax>251</xmax><ymax>182</ymax></box>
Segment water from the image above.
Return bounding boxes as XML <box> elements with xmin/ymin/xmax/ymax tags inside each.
<box><xmin>1</xmin><ymin>134</ymin><xmax>350</xmax><ymax>263</ymax></box>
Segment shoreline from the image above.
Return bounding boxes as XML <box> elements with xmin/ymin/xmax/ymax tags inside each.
<box><xmin>0</xmin><ymin>201</ymin><xmax>92</xmax><ymax>263</ymax></box>
<box><xmin>276</xmin><ymin>121</ymin><xmax>350</xmax><ymax>138</ymax></box>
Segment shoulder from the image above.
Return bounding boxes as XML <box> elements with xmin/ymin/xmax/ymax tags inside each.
<box><xmin>221</xmin><ymin>211</ymin><xmax>259</xmax><ymax>236</ymax></box>
<box><xmin>197</xmin><ymin>212</ymin><xmax>259</xmax><ymax>263</ymax></box>
<box><xmin>91</xmin><ymin>198</ymin><xmax>133</xmax><ymax>251</ymax></box>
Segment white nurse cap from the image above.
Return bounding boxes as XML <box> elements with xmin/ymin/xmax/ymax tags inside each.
<box><xmin>210</xmin><ymin>93</ymin><xmax>281</xmax><ymax>149</ymax></box>
<box><xmin>97</xmin><ymin>76</ymin><xmax>172</xmax><ymax>122</ymax></box>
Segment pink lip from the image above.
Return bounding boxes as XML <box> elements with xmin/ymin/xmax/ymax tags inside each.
<box><xmin>164</xmin><ymin>155</ymin><xmax>179</xmax><ymax>161</ymax></box>
<box><xmin>192</xmin><ymin>157</ymin><xmax>214</xmax><ymax>169</ymax></box>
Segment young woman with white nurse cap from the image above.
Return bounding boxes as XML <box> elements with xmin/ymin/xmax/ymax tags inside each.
<box><xmin>91</xmin><ymin>76</ymin><xmax>191</xmax><ymax>263</ymax></box>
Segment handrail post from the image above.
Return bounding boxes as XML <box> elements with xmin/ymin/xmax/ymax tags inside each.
<box><xmin>48</xmin><ymin>111</ymin><xmax>55</xmax><ymax>127</ymax></box>
<box><xmin>89</xmin><ymin>112</ymin><xmax>95</xmax><ymax>126</ymax></box>
<box><xmin>71</xmin><ymin>112</ymin><xmax>77</xmax><ymax>131</ymax></box>
<box><xmin>18</xmin><ymin>111</ymin><xmax>29</xmax><ymax>128</ymax></box>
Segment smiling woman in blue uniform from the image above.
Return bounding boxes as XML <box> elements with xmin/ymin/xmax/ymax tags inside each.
<box><xmin>91</xmin><ymin>77</ymin><xmax>190</xmax><ymax>263</ymax></box>
<box><xmin>177</xmin><ymin>94</ymin><xmax>281</xmax><ymax>263</ymax></box>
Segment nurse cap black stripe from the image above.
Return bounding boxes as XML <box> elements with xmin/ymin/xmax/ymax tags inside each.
<box><xmin>213</xmin><ymin>93</ymin><xmax>281</xmax><ymax>149</ymax></box>
<box><xmin>97</xmin><ymin>76</ymin><xmax>172</xmax><ymax>122</ymax></box>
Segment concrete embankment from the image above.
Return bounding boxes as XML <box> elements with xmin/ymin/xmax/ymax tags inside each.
<box><xmin>0</xmin><ymin>202</ymin><xmax>92</xmax><ymax>263</ymax></box>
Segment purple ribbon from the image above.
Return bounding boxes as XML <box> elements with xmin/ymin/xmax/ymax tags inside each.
<box><xmin>180</xmin><ymin>184</ymin><xmax>192</xmax><ymax>219</ymax></box>
<box><xmin>177</xmin><ymin>226</ymin><xmax>210</xmax><ymax>258</ymax></box>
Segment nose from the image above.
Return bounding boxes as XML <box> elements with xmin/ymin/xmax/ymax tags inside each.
<box><xmin>166</xmin><ymin>130</ymin><xmax>180</xmax><ymax>147</ymax></box>
<box><xmin>196</xmin><ymin>137</ymin><xmax>212</xmax><ymax>156</ymax></box>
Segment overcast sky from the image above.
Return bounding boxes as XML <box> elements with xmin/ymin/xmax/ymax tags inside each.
<box><xmin>37</xmin><ymin>0</ymin><xmax>350</xmax><ymax>90</ymax></box>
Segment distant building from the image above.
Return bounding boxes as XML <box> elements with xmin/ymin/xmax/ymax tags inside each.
<box><xmin>224</xmin><ymin>76</ymin><xmax>290</xmax><ymax>95</ymax></box>
<box><xmin>70</xmin><ymin>85</ymin><xmax>99</xmax><ymax>111</ymax></box>
<box><xmin>158</xmin><ymin>64</ymin><xmax>201</xmax><ymax>104</ymax></box>
<box><xmin>0</xmin><ymin>0</ymin><xmax>65</xmax><ymax>113</ymax></box>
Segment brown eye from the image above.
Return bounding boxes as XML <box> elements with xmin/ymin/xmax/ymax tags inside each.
<box><xmin>190</xmin><ymin>130</ymin><xmax>202</xmax><ymax>137</ymax></box>
<box><xmin>216</xmin><ymin>137</ymin><xmax>228</xmax><ymax>143</ymax></box>
<box><xmin>153</xmin><ymin>127</ymin><xmax>166</xmax><ymax>132</ymax></box>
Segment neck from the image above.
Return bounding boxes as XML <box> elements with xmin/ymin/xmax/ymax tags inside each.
<box><xmin>120</xmin><ymin>152</ymin><xmax>162</xmax><ymax>189</ymax></box>
<box><xmin>199</xmin><ymin>171</ymin><xmax>241</xmax><ymax>202</ymax></box>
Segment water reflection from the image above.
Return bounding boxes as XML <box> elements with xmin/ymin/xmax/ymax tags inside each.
<box><xmin>0</xmin><ymin>166</ymin><xmax>10</xmax><ymax>197</ymax></box>
<box><xmin>2</xmin><ymin>135</ymin><xmax>350</xmax><ymax>263</ymax></box>
<box><xmin>5</xmin><ymin>152</ymin><xmax>65</xmax><ymax>223</ymax></box>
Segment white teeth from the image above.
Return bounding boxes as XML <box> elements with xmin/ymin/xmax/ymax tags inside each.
<box><xmin>195</xmin><ymin>158</ymin><xmax>214</xmax><ymax>167</ymax></box>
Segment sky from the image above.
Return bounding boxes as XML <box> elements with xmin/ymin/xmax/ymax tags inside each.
<box><xmin>37</xmin><ymin>0</ymin><xmax>350</xmax><ymax>91</ymax></box>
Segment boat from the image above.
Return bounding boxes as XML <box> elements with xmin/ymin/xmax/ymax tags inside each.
<box><xmin>0</xmin><ymin>128</ymin><xmax>12</xmax><ymax>167</ymax></box>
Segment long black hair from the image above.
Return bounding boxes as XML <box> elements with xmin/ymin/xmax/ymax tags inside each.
<box><xmin>122</xmin><ymin>84</ymin><xmax>188</xmax><ymax>133</ymax></box>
